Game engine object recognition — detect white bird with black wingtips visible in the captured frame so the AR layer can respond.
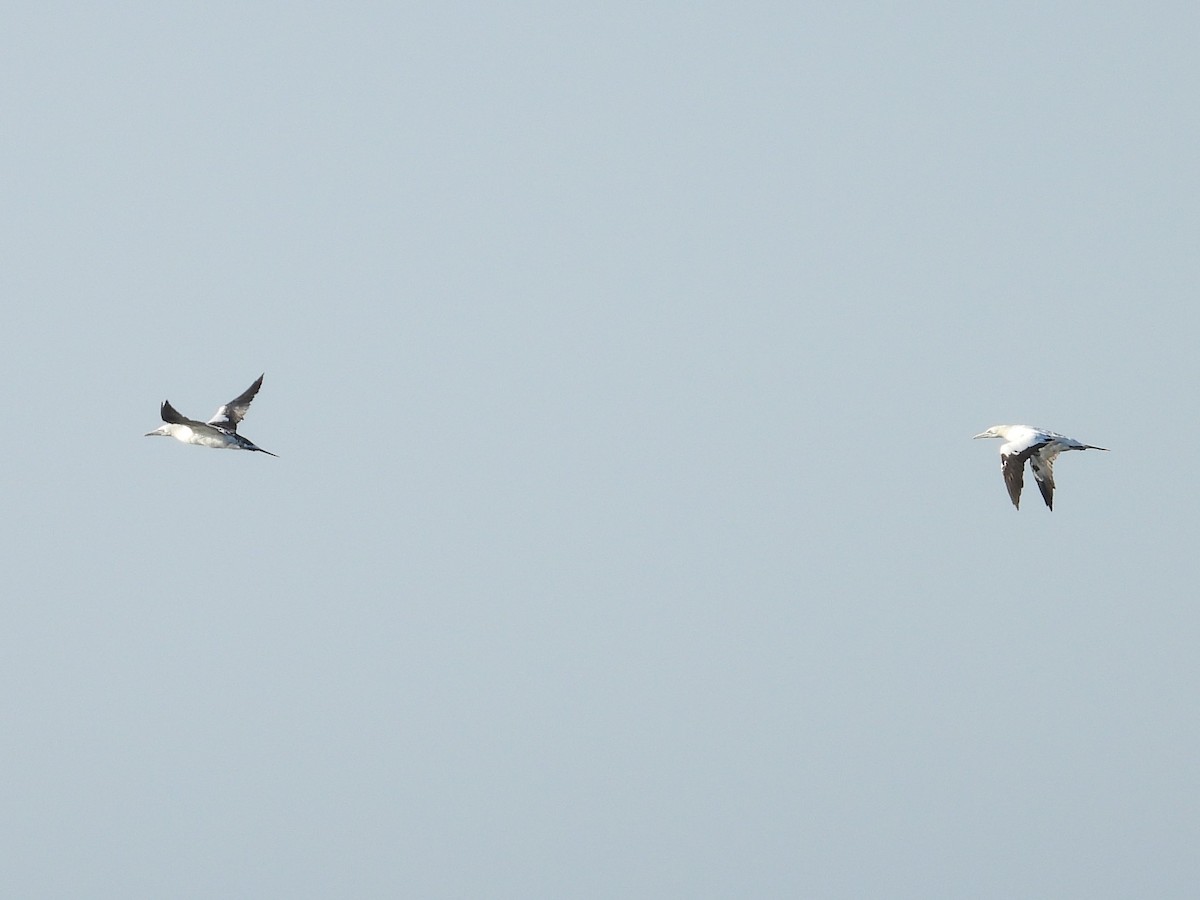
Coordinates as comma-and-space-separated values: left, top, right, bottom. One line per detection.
145, 374, 278, 457
973, 425, 1106, 510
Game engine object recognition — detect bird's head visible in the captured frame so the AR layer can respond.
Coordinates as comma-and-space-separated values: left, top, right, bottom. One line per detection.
144, 425, 171, 438
973, 425, 1007, 440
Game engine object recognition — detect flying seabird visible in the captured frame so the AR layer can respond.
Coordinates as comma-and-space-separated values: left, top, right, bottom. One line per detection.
973, 425, 1105, 510
145, 374, 278, 457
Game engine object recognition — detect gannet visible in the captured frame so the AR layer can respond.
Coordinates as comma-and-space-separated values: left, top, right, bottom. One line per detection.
145, 374, 278, 457
973, 425, 1106, 510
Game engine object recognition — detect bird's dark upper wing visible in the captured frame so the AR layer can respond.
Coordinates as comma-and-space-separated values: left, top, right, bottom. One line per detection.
160, 400, 203, 427
207, 374, 265, 432
1001, 450, 1026, 509
1028, 450, 1058, 511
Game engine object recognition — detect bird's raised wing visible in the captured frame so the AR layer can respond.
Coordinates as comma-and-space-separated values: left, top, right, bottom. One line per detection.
160, 400, 202, 427
207, 374, 264, 432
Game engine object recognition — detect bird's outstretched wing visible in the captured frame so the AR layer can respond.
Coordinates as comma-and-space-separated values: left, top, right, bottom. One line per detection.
1001, 450, 1026, 509
160, 400, 202, 427
207, 374, 265, 432
1028, 449, 1060, 511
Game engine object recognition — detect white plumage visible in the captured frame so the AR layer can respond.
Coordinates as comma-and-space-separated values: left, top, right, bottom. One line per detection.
973, 425, 1107, 510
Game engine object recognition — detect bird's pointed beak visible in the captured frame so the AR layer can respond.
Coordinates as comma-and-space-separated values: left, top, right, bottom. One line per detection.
145, 428, 165, 437
972, 432, 990, 439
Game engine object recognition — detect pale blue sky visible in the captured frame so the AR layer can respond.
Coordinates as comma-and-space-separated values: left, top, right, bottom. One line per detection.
2, 3, 1198, 897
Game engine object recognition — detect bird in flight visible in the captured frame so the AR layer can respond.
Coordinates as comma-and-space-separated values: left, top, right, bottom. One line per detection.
146, 374, 278, 457
973, 425, 1106, 510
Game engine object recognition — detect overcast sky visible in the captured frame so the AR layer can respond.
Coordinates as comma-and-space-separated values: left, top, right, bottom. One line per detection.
3, 3, 1198, 897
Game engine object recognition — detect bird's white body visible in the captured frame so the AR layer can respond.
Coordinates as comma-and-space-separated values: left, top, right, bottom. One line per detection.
156, 422, 243, 449
973, 424, 1107, 510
